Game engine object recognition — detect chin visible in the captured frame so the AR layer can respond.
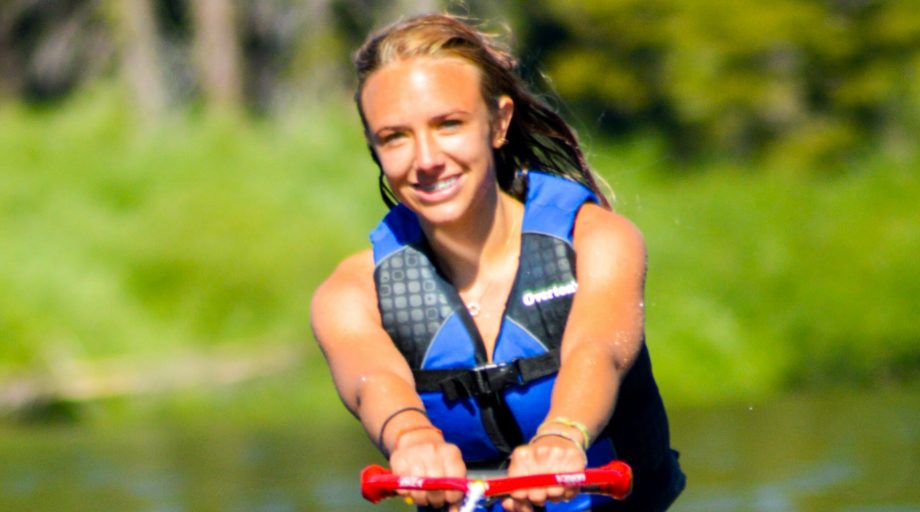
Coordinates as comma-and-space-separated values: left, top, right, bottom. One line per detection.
407, 201, 468, 227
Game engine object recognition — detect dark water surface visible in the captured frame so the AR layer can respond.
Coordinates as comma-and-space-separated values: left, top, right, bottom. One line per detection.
671, 383, 920, 511
1, 382, 917, 511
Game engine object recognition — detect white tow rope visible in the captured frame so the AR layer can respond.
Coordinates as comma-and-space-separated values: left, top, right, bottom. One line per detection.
459, 480, 488, 512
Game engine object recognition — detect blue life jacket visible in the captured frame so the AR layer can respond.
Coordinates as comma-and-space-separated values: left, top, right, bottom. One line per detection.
370, 172, 685, 511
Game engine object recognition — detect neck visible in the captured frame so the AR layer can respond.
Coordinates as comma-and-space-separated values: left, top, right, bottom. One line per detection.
421, 188, 522, 291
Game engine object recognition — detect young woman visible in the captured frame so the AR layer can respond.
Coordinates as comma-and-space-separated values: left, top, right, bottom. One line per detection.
311, 14, 685, 512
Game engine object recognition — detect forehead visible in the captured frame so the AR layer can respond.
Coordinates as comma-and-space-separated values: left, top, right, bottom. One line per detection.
360, 57, 485, 124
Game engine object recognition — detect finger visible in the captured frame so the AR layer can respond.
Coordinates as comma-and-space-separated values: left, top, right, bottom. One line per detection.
389, 454, 409, 477
526, 486, 548, 507
561, 487, 578, 502
507, 446, 534, 503
508, 444, 534, 471
515, 499, 534, 512
502, 495, 536, 512
444, 489, 464, 504
390, 457, 416, 503
503, 496, 532, 512
426, 492, 446, 509
409, 489, 428, 507
441, 444, 466, 505
544, 484, 567, 502
421, 459, 446, 508
408, 460, 430, 506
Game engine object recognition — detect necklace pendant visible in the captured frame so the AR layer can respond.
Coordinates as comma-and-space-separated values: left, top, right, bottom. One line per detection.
467, 302, 481, 317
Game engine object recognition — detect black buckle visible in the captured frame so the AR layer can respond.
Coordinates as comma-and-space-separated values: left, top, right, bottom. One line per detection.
439, 360, 524, 401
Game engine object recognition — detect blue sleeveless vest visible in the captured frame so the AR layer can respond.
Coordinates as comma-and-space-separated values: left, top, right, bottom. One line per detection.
370, 172, 685, 511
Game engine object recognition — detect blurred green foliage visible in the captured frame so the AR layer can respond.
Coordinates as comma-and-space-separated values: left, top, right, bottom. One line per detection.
2, 89, 917, 405
0, 87, 382, 371
530, 0, 920, 164
599, 137, 920, 403
4, 1, 920, 163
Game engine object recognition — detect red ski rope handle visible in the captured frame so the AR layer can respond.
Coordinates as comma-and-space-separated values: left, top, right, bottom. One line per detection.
360, 460, 633, 504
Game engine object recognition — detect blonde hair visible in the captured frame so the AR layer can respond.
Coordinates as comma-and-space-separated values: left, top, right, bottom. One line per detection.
354, 13, 611, 208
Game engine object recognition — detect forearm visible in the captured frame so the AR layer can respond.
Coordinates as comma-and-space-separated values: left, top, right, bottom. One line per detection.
541, 341, 627, 446
503, 342, 620, 509
354, 370, 437, 454
356, 370, 464, 509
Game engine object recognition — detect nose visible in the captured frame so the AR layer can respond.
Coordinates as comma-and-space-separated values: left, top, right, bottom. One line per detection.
414, 130, 444, 173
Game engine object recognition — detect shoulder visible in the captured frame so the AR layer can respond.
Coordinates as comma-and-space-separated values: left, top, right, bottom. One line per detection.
572, 203, 647, 281
311, 248, 376, 310
573, 203, 646, 258
310, 249, 379, 337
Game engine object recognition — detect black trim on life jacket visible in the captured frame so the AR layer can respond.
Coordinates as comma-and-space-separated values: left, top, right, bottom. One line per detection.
413, 350, 560, 401
412, 349, 562, 460
453, 283, 490, 365
474, 392, 523, 459
451, 294, 524, 458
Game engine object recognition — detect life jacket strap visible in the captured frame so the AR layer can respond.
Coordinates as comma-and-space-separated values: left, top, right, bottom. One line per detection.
413, 350, 561, 401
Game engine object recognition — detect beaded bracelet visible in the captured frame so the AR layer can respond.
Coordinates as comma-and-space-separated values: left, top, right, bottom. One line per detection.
539, 416, 591, 450
530, 431, 582, 449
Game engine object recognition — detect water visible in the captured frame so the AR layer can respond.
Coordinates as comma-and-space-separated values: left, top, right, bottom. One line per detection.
1, 382, 917, 511
673, 384, 920, 511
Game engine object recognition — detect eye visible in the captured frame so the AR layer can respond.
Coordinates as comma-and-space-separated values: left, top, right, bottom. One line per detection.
439, 118, 463, 130
377, 131, 406, 146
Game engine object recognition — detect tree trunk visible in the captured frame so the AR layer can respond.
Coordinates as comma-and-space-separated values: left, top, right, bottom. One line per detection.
114, 0, 167, 118
190, 0, 243, 114
0, 3, 22, 99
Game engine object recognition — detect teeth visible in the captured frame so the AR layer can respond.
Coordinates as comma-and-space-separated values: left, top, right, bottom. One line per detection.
418, 176, 458, 192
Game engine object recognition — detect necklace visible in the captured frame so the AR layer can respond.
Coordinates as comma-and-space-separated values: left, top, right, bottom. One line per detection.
463, 220, 518, 317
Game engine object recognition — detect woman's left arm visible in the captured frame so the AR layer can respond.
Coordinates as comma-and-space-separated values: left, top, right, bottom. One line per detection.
503, 203, 647, 512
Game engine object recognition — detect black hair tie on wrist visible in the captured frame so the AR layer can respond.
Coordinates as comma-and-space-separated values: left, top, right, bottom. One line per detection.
376, 406, 427, 452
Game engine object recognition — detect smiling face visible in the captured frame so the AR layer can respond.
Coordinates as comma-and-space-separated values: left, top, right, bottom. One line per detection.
360, 57, 512, 227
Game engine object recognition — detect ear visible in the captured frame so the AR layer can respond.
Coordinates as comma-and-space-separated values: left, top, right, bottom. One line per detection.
492, 95, 514, 149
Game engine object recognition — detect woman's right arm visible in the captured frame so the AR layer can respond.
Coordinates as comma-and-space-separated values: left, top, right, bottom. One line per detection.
310, 250, 466, 509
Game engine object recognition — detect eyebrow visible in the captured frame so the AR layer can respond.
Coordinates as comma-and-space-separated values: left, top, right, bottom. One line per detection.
431, 109, 470, 120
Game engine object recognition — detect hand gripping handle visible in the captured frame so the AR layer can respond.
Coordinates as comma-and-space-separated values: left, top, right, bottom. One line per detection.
360, 464, 470, 504
360, 460, 633, 504
483, 461, 632, 501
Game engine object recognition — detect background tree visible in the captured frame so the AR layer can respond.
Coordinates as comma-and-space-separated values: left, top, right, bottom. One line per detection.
190, 0, 243, 113
112, 0, 168, 118
533, 0, 920, 165
0, 0, 113, 102
1, 0, 919, 165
